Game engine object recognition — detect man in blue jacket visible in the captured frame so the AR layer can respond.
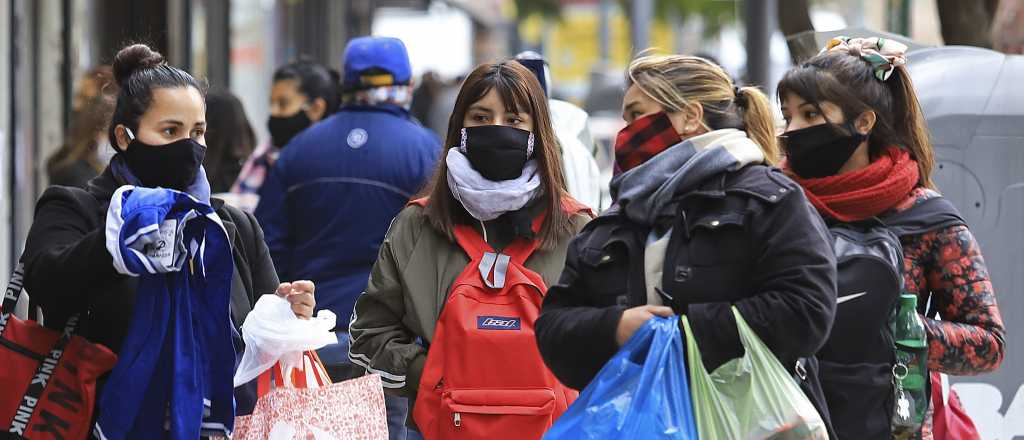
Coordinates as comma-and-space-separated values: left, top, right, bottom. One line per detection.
255, 36, 439, 439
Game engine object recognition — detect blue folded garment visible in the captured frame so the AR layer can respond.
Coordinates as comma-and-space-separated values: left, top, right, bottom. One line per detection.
96, 186, 236, 440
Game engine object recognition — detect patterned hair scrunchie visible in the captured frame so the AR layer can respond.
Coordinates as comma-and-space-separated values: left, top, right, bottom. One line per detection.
823, 36, 908, 81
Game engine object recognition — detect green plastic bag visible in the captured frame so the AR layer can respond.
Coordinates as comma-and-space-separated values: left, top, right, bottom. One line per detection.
682, 307, 829, 440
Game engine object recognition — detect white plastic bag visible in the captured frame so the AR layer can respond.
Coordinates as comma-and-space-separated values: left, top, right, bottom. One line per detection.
234, 294, 337, 387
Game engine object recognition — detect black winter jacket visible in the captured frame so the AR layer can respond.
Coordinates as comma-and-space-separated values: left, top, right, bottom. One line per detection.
536, 164, 837, 390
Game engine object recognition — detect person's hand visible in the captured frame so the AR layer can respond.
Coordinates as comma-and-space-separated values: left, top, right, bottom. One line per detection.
276, 280, 315, 319
615, 305, 674, 346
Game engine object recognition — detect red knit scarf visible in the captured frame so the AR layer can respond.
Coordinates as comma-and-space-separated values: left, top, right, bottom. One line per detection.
788, 147, 920, 222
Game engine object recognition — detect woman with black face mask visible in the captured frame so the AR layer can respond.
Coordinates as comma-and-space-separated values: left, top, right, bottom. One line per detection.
778, 37, 1004, 439
347, 61, 593, 437
230, 60, 340, 210
534, 54, 839, 437
19, 43, 318, 438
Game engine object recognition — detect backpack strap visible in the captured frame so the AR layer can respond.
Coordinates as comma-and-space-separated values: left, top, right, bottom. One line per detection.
453, 224, 510, 289
452, 197, 589, 289
880, 196, 966, 238
881, 196, 967, 318
452, 224, 496, 260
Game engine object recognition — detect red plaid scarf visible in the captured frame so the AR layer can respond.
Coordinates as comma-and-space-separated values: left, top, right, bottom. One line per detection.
614, 112, 682, 172
788, 147, 920, 222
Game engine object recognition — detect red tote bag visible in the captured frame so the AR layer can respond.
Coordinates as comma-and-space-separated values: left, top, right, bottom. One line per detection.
0, 262, 117, 440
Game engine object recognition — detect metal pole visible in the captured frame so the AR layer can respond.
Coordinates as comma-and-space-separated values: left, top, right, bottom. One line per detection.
745, 0, 775, 87
598, 0, 611, 66
631, 0, 653, 53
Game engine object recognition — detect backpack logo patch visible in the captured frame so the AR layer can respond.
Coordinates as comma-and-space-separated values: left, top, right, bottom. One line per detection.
477, 316, 521, 330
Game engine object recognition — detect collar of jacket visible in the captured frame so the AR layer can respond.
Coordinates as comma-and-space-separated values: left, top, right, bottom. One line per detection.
86, 166, 121, 201
675, 165, 797, 205
338, 103, 411, 119
602, 166, 797, 232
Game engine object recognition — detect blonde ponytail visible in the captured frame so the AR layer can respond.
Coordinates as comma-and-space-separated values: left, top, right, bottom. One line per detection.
736, 86, 780, 165
627, 54, 779, 164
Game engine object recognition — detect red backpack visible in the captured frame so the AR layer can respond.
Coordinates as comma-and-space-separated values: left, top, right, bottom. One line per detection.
411, 198, 587, 440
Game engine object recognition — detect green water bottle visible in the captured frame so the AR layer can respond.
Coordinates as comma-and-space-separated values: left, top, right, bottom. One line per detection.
893, 293, 929, 424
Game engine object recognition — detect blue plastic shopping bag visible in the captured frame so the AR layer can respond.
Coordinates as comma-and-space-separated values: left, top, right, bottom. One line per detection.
543, 316, 697, 439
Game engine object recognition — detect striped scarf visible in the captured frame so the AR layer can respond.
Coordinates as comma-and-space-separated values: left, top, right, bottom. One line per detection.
610, 129, 766, 226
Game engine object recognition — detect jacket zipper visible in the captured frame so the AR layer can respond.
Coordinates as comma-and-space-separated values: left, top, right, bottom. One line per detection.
453, 412, 462, 427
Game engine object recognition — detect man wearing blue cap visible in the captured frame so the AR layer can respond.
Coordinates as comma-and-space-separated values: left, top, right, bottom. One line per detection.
255, 36, 439, 439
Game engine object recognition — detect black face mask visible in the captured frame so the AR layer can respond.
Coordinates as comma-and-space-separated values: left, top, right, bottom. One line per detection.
783, 123, 867, 178
123, 130, 206, 191
267, 110, 312, 148
461, 125, 535, 181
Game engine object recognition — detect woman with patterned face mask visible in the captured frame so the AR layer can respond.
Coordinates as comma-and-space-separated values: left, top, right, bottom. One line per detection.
535, 54, 839, 437
347, 60, 593, 438
778, 37, 1004, 439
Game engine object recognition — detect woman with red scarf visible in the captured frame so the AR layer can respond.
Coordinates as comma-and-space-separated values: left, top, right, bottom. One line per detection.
778, 37, 1005, 439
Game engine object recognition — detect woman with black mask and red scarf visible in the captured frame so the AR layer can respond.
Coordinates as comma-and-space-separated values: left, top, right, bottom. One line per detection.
535, 54, 838, 436
778, 37, 1004, 439
230, 60, 340, 210
20, 43, 316, 438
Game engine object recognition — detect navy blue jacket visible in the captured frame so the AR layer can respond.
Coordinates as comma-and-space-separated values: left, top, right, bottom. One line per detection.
255, 104, 440, 326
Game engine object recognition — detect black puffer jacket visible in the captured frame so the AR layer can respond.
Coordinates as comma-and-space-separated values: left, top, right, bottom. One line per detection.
536, 165, 838, 430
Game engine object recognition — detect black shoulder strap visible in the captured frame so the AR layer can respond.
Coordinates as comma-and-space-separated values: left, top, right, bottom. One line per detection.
1, 262, 27, 333
880, 196, 966, 238
881, 196, 967, 318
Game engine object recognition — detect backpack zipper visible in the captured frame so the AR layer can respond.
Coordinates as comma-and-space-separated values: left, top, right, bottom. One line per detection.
453, 412, 462, 427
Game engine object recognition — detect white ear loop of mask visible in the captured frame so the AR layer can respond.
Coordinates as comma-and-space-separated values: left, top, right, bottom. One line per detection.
458, 127, 536, 160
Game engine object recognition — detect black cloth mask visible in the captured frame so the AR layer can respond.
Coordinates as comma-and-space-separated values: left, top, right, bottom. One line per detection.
783, 123, 868, 178
267, 110, 312, 148
461, 125, 535, 181
123, 131, 206, 191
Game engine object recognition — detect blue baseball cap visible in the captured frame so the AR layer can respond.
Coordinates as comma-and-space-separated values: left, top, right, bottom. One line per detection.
342, 36, 412, 90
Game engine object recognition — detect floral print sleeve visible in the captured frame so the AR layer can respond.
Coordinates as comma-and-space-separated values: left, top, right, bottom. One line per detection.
901, 223, 1006, 375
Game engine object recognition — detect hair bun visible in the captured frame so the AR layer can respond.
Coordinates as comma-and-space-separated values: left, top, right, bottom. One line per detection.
112, 44, 166, 86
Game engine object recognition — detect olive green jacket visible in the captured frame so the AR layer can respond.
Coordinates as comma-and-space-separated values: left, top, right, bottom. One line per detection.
347, 203, 590, 399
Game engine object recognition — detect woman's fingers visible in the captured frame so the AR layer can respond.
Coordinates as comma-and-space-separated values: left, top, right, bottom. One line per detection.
275, 282, 292, 297
287, 292, 315, 307
291, 302, 314, 319
290, 280, 315, 295
647, 306, 675, 317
